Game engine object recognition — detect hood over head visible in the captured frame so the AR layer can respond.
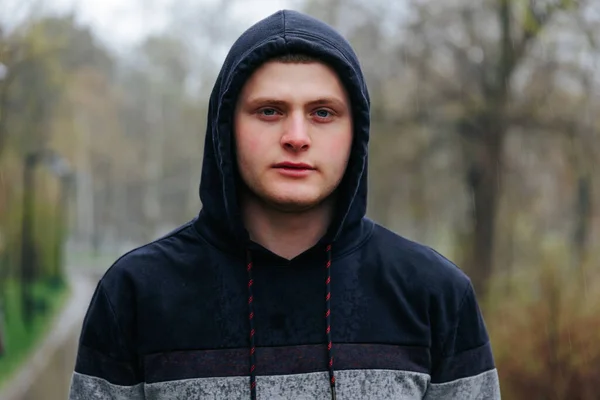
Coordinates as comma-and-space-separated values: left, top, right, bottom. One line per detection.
197, 9, 371, 248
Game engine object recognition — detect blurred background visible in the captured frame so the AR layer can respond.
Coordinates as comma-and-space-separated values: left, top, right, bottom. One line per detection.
0, 0, 598, 398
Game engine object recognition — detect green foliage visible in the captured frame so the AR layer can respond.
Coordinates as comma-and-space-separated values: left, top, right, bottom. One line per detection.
34, 196, 66, 282
0, 15, 83, 300
0, 178, 65, 283
38, 15, 114, 76
0, 278, 69, 390
3, 23, 67, 153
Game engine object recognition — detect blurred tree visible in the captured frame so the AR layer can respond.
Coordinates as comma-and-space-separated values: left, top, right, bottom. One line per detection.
0, 13, 116, 289
399, 0, 594, 296
305, 0, 596, 297
0, 17, 67, 304
115, 33, 202, 242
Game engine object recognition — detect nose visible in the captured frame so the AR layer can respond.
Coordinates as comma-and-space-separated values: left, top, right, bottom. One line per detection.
281, 112, 311, 152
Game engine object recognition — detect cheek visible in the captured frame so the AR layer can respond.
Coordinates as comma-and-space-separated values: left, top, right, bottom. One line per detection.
236, 127, 268, 166
238, 136, 264, 164
246, 135, 264, 154
331, 136, 353, 178
327, 132, 353, 165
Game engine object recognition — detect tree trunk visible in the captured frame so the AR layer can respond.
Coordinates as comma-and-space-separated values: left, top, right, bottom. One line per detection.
572, 174, 591, 273
462, 116, 505, 298
20, 153, 38, 326
143, 87, 164, 243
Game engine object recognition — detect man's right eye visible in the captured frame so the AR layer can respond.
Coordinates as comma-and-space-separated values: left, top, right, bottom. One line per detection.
259, 108, 278, 116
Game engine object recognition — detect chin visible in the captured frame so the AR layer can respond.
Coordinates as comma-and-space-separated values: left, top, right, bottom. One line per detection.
264, 194, 324, 213
258, 185, 328, 212
242, 180, 336, 213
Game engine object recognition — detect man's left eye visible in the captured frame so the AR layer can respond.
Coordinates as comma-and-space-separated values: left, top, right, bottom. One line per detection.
315, 110, 331, 118
261, 108, 277, 116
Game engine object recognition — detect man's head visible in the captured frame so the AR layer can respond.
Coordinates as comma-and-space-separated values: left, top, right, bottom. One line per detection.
234, 54, 353, 213
198, 10, 370, 241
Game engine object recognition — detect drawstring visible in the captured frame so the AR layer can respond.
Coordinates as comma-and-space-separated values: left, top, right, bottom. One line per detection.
246, 250, 257, 400
325, 244, 337, 400
245, 244, 337, 400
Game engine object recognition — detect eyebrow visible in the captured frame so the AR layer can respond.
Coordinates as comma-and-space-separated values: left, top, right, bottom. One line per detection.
245, 97, 348, 109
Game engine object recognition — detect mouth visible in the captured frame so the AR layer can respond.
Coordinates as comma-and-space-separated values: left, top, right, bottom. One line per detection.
272, 162, 315, 177
273, 162, 315, 170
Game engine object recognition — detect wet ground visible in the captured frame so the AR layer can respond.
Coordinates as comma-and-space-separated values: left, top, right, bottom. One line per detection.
16, 329, 79, 400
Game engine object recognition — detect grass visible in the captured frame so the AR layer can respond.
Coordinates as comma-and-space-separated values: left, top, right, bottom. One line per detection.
0, 277, 70, 390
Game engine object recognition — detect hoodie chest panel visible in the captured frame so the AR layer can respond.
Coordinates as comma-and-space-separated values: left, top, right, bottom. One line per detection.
136, 258, 330, 352
136, 247, 432, 349
252, 264, 328, 346
139, 254, 432, 395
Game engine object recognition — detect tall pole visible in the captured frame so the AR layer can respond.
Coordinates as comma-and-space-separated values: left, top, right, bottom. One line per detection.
53, 180, 65, 285
20, 152, 38, 327
53, 174, 73, 285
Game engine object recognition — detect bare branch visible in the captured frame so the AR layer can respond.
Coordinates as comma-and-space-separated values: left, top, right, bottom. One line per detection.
515, 0, 576, 63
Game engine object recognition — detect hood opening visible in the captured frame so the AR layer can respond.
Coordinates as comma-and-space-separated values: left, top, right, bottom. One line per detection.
198, 9, 370, 246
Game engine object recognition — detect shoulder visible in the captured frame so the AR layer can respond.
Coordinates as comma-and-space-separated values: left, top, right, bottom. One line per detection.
97, 220, 205, 299
367, 222, 472, 301
366, 223, 489, 351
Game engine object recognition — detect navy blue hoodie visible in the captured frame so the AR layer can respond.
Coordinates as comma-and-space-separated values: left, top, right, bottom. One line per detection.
69, 9, 501, 400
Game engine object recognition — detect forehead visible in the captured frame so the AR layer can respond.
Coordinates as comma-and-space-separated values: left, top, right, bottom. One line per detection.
238, 61, 349, 102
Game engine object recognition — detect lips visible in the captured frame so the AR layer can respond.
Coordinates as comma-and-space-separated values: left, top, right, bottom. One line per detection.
273, 162, 315, 170
272, 162, 315, 178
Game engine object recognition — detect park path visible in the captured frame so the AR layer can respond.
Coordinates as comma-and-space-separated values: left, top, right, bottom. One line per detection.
0, 272, 97, 400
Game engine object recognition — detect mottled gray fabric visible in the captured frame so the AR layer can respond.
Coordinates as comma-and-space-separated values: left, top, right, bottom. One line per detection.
424, 369, 501, 400
145, 376, 250, 399
336, 369, 429, 400
72, 369, 432, 399
69, 372, 144, 400
146, 369, 429, 399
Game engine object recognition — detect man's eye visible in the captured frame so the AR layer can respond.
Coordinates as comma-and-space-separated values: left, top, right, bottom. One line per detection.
259, 108, 278, 116
315, 109, 332, 118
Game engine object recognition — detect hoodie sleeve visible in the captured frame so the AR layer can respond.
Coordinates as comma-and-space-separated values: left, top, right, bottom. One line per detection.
424, 282, 501, 400
69, 280, 145, 400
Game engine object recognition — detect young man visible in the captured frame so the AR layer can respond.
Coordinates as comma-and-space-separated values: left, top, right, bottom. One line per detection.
70, 10, 501, 400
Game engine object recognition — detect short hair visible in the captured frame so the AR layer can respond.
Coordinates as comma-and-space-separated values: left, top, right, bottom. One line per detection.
270, 53, 321, 64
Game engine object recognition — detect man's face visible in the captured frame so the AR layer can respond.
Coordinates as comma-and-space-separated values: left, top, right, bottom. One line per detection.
234, 60, 353, 212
